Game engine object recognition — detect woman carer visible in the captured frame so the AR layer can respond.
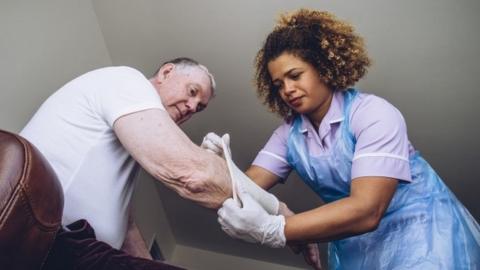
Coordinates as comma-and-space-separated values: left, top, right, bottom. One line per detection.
214, 9, 480, 270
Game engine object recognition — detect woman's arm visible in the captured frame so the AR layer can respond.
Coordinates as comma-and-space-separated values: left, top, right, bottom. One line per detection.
285, 176, 397, 243
218, 175, 397, 248
245, 165, 281, 190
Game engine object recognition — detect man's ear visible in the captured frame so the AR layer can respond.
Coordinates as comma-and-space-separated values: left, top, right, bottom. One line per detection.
156, 63, 175, 83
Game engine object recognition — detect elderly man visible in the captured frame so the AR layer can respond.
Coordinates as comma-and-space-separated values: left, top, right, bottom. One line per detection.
21, 57, 231, 269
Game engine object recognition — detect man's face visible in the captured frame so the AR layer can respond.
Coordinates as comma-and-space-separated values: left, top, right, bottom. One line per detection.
155, 64, 212, 124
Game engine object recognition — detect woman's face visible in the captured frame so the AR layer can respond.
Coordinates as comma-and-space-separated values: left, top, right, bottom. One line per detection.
268, 53, 333, 123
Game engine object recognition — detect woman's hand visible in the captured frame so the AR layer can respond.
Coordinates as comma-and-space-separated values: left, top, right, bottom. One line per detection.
217, 186, 286, 248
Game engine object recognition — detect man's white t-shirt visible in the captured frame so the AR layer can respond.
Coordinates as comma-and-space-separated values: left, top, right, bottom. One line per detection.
21, 66, 165, 248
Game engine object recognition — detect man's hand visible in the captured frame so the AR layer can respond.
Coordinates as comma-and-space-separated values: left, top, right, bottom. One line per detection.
301, 243, 322, 270
121, 215, 152, 260
217, 185, 286, 248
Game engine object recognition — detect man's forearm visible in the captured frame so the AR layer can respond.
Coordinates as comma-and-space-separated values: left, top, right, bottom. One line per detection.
160, 149, 232, 209
114, 109, 232, 209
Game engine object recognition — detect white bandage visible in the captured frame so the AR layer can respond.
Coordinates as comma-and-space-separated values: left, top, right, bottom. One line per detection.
220, 134, 279, 215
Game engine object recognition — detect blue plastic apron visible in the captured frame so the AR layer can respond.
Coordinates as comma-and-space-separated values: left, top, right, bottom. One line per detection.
286, 89, 480, 269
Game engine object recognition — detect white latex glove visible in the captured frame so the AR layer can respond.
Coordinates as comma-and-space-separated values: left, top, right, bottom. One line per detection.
217, 184, 286, 248
201, 132, 229, 157
201, 132, 280, 214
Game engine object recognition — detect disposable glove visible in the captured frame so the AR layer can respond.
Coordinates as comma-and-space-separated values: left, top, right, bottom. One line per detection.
201, 132, 229, 157
202, 132, 279, 214
217, 184, 286, 248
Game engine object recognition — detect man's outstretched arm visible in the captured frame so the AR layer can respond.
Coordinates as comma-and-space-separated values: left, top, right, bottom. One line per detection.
113, 108, 231, 209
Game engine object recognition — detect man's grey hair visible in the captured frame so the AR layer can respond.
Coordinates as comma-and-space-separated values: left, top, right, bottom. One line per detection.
153, 57, 216, 97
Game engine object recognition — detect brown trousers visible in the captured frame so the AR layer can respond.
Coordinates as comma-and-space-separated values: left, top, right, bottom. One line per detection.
42, 220, 185, 270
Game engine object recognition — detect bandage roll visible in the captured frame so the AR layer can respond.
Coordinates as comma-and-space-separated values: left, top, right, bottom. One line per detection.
222, 137, 279, 215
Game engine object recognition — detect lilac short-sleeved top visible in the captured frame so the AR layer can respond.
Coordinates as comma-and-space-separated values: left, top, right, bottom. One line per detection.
252, 90, 414, 183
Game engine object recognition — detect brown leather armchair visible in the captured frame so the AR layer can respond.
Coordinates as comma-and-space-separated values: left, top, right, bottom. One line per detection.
0, 130, 64, 270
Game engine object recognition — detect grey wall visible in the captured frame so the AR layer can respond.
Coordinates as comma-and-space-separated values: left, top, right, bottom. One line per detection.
0, 0, 111, 132
171, 245, 305, 270
131, 171, 176, 260
354, 1, 480, 220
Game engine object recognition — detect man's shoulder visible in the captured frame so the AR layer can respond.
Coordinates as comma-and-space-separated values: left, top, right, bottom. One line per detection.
73, 66, 149, 90
89, 66, 145, 78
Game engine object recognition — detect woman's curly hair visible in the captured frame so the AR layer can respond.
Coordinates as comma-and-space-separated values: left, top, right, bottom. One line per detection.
254, 9, 371, 118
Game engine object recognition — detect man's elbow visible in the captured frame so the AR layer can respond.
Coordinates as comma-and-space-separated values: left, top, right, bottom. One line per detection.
150, 158, 201, 185
148, 152, 231, 209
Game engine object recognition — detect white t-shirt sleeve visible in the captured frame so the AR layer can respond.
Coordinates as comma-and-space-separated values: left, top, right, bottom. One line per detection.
96, 66, 165, 127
